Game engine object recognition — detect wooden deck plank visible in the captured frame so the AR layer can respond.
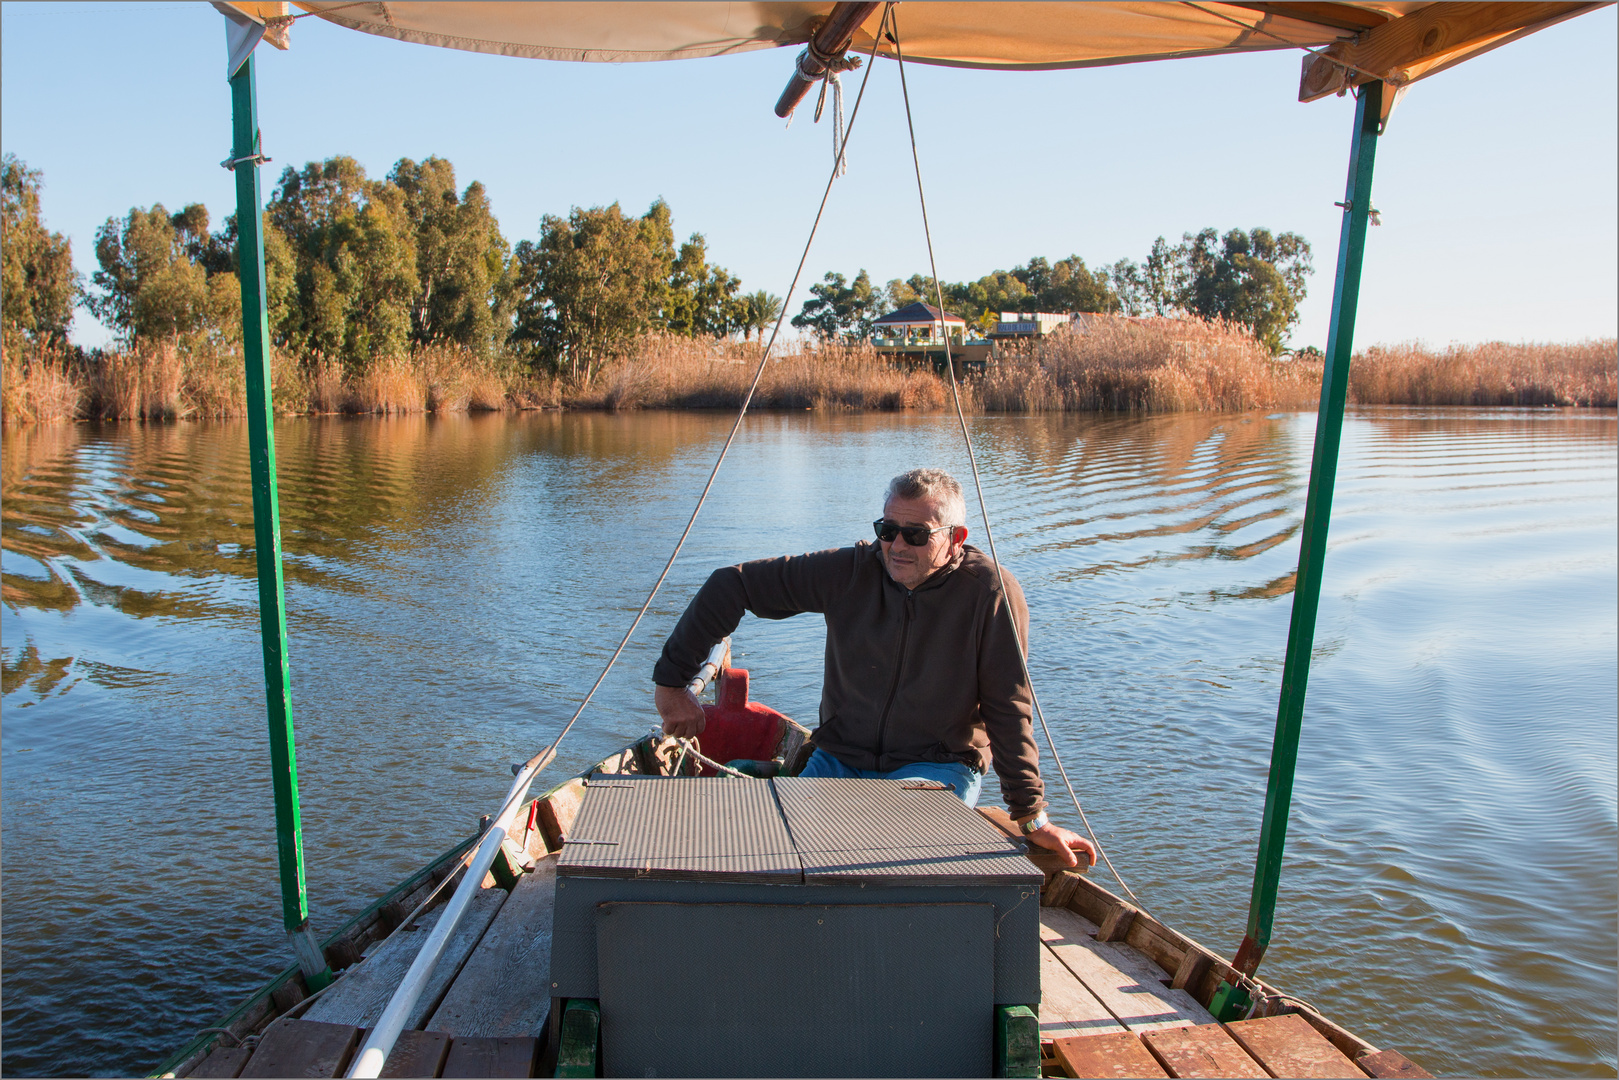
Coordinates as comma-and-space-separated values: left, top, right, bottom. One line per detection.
1039, 946, 1127, 1039
188, 1046, 252, 1078
1052, 1032, 1169, 1078
378, 1029, 452, 1078
239, 1020, 360, 1078
1224, 1014, 1364, 1078
428, 857, 558, 1038
1048, 912, 1213, 1026
1039, 908, 1211, 1033
1140, 1025, 1268, 1078
303, 887, 507, 1031
440, 1036, 538, 1078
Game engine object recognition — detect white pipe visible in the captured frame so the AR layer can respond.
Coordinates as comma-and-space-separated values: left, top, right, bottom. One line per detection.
348, 637, 727, 1076
686, 637, 731, 697
346, 759, 542, 1078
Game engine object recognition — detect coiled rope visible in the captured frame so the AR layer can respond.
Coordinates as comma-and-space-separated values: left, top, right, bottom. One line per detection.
886, 8, 1148, 913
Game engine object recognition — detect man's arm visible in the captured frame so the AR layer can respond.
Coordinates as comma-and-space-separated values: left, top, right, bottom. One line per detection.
653, 547, 857, 735
975, 570, 1046, 818
976, 571, 1095, 869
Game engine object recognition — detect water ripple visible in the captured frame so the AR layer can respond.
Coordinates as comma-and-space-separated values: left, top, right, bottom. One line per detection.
2, 409, 1614, 1077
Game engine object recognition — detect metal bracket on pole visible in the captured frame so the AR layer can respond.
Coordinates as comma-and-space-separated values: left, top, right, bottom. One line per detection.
1227, 79, 1385, 990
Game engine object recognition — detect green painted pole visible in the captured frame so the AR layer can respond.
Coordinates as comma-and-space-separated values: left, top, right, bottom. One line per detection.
229, 50, 331, 990
1227, 80, 1384, 994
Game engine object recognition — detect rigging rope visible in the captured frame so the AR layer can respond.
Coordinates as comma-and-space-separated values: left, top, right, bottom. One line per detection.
886, 8, 1148, 913
504, 2, 893, 787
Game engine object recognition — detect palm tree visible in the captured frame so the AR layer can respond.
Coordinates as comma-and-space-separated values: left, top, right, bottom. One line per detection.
742, 290, 783, 341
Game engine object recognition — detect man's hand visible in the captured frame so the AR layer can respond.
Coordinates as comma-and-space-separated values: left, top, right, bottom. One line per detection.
1026, 822, 1096, 869
655, 684, 706, 738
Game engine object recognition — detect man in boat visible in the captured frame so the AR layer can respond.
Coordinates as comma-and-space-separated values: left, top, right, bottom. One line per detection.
654, 467, 1096, 868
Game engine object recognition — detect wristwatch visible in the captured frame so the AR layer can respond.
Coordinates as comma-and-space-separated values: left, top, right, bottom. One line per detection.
1017, 810, 1049, 835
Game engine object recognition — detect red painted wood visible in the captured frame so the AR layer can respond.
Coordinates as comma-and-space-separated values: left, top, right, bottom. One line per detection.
694, 668, 788, 774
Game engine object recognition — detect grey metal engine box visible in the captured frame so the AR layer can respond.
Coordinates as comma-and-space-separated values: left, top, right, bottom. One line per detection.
548, 777, 1043, 1077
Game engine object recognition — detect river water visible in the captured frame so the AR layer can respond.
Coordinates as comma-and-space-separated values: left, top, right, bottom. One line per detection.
2, 408, 1614, 1078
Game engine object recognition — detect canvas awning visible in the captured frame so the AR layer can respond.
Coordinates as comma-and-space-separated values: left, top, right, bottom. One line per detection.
220, 2, 1607, 109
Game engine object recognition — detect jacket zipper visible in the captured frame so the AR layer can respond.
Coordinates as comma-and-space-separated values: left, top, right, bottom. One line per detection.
874, 590, 914, 762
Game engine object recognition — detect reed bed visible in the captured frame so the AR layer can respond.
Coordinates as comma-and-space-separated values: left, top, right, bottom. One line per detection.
0, 339, 520, 422
1348, 339, 1617, 408
563, 335, 946, 411
1, 342, 81, 423
5, 327, 1614, 424
974, 317, 1322, 412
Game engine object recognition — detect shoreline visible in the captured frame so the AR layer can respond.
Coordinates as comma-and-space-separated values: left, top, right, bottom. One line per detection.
4, 328, 1614, 424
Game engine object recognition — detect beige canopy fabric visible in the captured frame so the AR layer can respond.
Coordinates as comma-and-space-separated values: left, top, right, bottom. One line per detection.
223, 1, 1609, 104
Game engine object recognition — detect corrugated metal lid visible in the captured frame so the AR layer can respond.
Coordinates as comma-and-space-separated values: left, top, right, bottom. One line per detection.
558, 777, 801, 884
559, 776, 1044, 887
773, 777, 1044, 886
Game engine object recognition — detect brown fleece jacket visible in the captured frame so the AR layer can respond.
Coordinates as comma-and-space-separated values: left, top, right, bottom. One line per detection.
653, 541, 1046, 817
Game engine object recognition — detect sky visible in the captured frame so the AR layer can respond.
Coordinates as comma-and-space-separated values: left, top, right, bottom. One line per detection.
2, 1, 1615, 352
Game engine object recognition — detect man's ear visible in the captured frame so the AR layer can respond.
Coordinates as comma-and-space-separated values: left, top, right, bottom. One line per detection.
952, 525, 969, 545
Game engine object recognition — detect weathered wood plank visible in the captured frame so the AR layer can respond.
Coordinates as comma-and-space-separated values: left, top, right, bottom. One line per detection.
1356, 1048, 1434, 1078
1169, 948, 1214, 993
378, 1029, 451, 1078
1039, 908, 1210, 1033
1038, 946, 1127, 1039
1042, 870, 1083, 910
1096, 902, 1139, 943
302, 886, 506, 1031
1224, 1014, 1364, 1078
1052, 1032, 1168, 1079
189, 1046, 252, 1078
239, 1020, 360, 1078
1140, 1024, 1268, 1078
428, 857, 557, 1038
537, 781, 586, 849
441, 1036, 538, 1078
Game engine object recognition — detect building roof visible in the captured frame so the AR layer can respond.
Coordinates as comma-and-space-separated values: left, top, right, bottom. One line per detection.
872, 302, 967, 327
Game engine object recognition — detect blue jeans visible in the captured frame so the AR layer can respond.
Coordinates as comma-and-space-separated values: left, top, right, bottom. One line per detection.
797, 748, 983, 807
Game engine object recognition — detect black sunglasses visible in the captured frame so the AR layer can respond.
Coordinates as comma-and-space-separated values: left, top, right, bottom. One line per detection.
873, 519, 954, 546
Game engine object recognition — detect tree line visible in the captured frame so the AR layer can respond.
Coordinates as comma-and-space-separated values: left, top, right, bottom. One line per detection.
792, 229, 1312, 355
3, 153, 779, 382
4, 150, 1314, 376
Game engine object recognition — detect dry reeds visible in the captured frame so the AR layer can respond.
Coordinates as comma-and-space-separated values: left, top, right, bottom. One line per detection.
973, 317, 1322, 413
1, 339, 81, 422
7, 325, 1613, 425
1349, 339, 1617, 407
1, 338, 525, 423
559, 334, 946, 412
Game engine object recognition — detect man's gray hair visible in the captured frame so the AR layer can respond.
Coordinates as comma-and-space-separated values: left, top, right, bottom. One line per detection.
885, 468, 967, 528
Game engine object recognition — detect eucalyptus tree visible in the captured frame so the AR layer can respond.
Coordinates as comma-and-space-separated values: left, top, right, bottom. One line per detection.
1176, 227, 1312, 354
1, 155, 78, 345
792, 269, 879, 341
510, 201, 673, 381
663, 232, 744, 338
264, 156, 418, 370
389, 156, 513, 357
86, 202, 238, 344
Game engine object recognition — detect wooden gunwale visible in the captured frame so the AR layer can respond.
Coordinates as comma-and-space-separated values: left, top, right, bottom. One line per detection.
153, 830, 482, 1078
154, 725, 758, 1077
158, 717, 1387, 1078
1045, 868, 1381, 1062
